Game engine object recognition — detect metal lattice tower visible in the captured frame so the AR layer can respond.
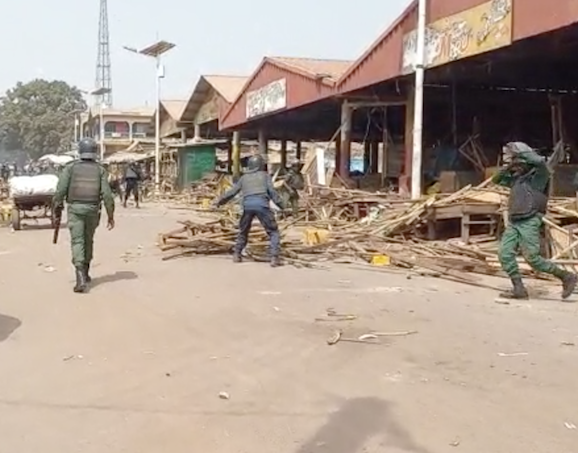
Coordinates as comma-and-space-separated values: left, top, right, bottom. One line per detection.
95, 0, 112, 106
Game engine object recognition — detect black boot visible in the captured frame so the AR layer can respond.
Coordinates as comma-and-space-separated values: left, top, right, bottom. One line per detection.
499, 277, 528, 299
232, 253, 242, 263
270, 256, 281, 268
84, 264, 91, 283
73, 268, 87, 293
560, 272, 577, 299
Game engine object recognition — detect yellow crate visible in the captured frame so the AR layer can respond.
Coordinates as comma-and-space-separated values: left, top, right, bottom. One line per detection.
303, 228, 329, 245
371, 254, 391, 266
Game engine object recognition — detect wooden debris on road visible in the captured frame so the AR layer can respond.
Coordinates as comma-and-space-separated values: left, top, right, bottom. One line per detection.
157, 177, 578, 287
326, 330, 380, 346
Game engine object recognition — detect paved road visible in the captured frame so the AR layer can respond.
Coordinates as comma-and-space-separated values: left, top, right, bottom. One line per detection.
1, 204, 578, 452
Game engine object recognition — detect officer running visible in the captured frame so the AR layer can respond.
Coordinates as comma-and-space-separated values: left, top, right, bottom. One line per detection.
494, 141, 577, 299
53, 138, 116, 293
214, 154, 284, 267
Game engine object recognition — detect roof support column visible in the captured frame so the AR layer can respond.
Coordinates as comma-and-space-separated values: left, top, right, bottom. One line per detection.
363, 140, 371, 174
232, 131, 241, 178
381, 108, 389, 188
227, 136, 233, 174
339, 100, 352, 178
194, 124, 201, 140
258, 129, 268, 171
400, 87, 414, 196
280, 139, 287, 169
370, 139, 379, 174
334, 136, 341, 174
296, 141, 302, 161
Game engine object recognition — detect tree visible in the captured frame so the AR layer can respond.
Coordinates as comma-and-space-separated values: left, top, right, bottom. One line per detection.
0, 79, 87, 159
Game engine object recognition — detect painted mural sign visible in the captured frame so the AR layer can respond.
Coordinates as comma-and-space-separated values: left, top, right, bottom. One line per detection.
402, 0, 512, 73
246, 78, 287, 118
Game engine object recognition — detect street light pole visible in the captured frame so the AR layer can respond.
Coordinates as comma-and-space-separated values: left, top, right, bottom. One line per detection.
411, 0, 427, 199
123, 40, 176, 195
155, 56, 162, 191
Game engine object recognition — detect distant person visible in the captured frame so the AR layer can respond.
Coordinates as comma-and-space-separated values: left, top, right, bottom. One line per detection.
284, 162, 304, 216
123, 159, 143, 208
0, 165, 9, 181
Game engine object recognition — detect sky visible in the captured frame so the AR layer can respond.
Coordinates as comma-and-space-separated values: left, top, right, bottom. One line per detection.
1, 0, 411, 108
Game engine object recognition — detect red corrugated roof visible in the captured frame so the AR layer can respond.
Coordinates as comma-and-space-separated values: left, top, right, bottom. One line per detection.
337, 1, 417, 92
221, 56, 353, 127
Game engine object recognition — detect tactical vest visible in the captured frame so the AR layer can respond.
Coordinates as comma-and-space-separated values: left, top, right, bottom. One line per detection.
240, 171, 268, 197
125, 165, 138, 179
67, 161, 101, 203
508, 174, 548, 221
288, 173, 305, 190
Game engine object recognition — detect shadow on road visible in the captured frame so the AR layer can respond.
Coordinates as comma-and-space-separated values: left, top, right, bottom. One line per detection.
90, 271, 138, 289
295, 397, 429, 453
0, 314, 21, 342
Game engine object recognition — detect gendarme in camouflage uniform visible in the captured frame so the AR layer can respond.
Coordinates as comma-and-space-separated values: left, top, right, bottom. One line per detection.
494, 142, 577, 300
53, 138, 115, 293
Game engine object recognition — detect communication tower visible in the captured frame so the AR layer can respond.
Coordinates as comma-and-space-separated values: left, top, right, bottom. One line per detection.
95, 0, 112, 106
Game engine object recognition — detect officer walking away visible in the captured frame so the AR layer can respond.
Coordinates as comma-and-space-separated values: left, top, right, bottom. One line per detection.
53, 138, 115, 293
214, 154, 285, 267
123, 158, 142, 208
284, 162, 305, 216
494, 141, 577, 300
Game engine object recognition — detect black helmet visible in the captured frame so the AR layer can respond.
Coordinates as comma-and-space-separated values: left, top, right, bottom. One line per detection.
78, 138, 98, 160
247, 154, 265, 171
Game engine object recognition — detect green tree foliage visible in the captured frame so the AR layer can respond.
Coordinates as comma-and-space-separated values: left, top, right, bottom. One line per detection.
0, 79, 86, 158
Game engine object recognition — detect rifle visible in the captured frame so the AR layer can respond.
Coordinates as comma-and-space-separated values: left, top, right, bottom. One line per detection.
52, 205, 63, 244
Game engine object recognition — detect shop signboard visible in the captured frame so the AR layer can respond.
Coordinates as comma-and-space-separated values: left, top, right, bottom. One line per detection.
246, 78, 287, 118
402, 0, 512, 73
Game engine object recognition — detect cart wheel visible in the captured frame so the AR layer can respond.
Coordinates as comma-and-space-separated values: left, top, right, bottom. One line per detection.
11, 208, 21, 230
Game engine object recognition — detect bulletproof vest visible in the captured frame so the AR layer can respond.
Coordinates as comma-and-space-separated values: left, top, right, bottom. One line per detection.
125, 165, 138, 179
67, 161, 101, 203
288, 172, 305, 190
240, 171, 268, 197
508, 174, 548, 221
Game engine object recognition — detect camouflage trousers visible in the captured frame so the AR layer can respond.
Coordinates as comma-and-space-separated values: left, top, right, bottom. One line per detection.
68, 208, 100, 268
498, 215, 565, 279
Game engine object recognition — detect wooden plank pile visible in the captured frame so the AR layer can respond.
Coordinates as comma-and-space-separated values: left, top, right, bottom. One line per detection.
157, 178, 578, 287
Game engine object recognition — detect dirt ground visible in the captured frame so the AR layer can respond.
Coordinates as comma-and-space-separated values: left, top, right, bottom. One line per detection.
1, 203, 578, 452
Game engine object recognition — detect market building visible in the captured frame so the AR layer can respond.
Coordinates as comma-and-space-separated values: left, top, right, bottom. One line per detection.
335, 0, 578, 194
219, 57, 353, 172
180, 74, 248, 139
157, 100, 189, 140
154, 75, 248, 185
80, 106, 154, 155
217, 0, 578, 196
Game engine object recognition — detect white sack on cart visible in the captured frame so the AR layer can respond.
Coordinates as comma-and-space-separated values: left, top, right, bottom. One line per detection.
9, 175, 59, 196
